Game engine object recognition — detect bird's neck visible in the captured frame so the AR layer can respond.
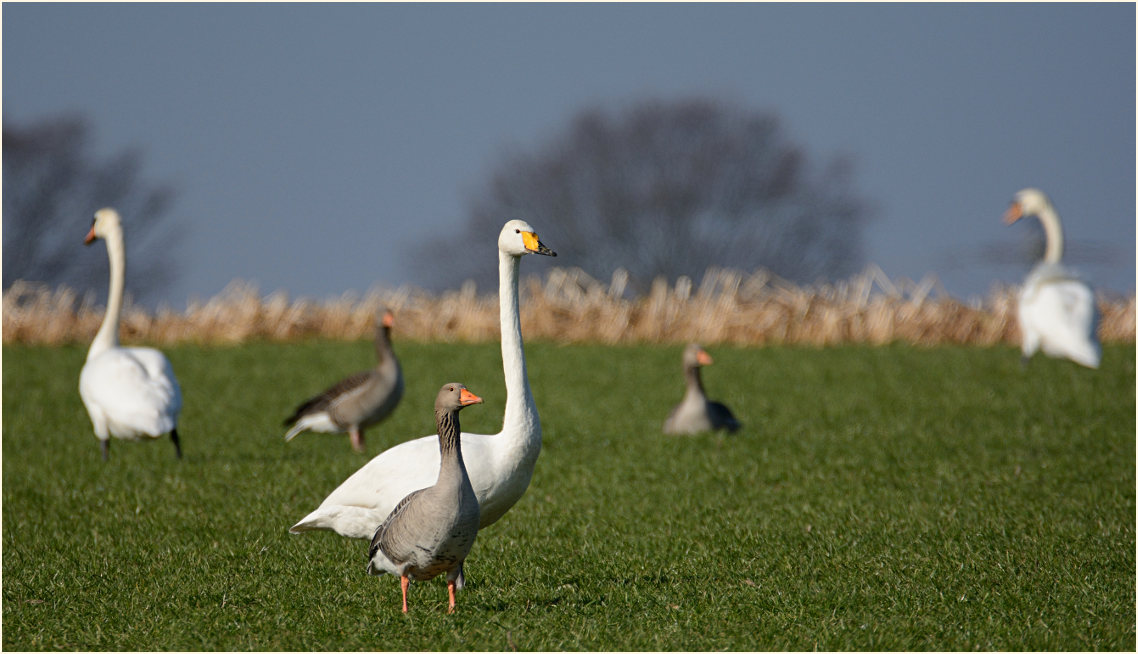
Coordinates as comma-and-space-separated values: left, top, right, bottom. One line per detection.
436, 409, 466, 477
1036, 204, 1065, 264
374, 325, 395, 366
684, 364, 706, 397
499, 250, 539, 439
89, 230, 125, 360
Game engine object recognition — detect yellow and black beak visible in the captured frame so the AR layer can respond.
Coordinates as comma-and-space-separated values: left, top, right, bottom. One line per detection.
1003, 202, 1023, 225
522, 231, 557, 257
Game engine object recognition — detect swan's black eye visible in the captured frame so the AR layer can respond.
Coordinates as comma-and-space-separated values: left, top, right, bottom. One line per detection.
515, 229, 520, 233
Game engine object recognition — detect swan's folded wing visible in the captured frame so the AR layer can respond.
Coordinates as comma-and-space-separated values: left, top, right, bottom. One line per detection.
125, 346, 182, 411
1026, 280, 1096, 336
1022, 278, 1101, 367
290, 434, 444, 536
81, 351, 180, 435
290, 430, 507, 537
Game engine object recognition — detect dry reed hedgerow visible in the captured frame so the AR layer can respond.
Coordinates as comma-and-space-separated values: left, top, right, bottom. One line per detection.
3, 267, 1134, 347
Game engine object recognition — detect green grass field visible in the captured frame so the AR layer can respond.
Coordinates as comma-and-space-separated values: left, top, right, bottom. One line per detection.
3, 341, 1134, 650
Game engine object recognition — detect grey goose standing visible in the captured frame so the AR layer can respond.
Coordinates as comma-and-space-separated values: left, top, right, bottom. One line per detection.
283, 309, 404, 452
367, 383, 483, 614
663, 343, 741, 435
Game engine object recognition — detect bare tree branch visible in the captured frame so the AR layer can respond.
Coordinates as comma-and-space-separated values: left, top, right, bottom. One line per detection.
415, 97, 873, 292
3, 114, 179, 304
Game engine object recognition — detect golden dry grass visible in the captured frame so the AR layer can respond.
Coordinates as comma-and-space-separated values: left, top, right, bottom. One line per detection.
3, 266, 1134, 346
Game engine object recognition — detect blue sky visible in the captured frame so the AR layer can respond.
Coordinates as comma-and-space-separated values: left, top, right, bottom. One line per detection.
4, 3, 1134, 306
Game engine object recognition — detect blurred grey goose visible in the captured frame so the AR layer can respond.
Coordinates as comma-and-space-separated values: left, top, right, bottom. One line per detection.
663, 343, 741, 435
367, 383, 484, 613
1004, 188, 1100, 368
283, 309, 404, 452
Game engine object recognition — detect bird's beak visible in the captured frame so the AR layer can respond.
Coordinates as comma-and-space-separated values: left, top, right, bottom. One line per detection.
696, 349, 714, 366
382, 311, 394, 328
522, 231, 557, 257
1003, 202, 1023, 225
84, 224, 97, 245
459, 388, 483, 406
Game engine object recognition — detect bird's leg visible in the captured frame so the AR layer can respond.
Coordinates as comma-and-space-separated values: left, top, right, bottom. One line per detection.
447, 578, 457, 613
100, 439, 110, 461
350, 426, 365, 453
1020, 355, 1031, 370
170, 428, 182, 460
401, 574, 410, 613
454, 563, 465, 590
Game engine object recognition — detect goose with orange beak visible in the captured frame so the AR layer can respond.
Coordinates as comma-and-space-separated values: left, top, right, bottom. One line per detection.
292, 220, 555, 594
367, 383, 483, 613
283, 309, 404, 452
664, 343, 741, 434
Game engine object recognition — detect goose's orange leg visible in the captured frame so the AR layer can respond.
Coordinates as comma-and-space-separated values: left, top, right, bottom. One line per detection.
401, 574, 410, 613
350, 426, 365, 453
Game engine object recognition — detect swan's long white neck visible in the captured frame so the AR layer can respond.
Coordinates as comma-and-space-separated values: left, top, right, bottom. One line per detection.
1035, 204, 1065, 264
88, 228, 125, 360
499, 249, 539, 442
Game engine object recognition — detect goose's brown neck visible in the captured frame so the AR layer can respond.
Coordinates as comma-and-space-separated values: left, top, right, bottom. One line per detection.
374, 324, 394, 363
684, 363, 706, 395
435, 408, 463, 459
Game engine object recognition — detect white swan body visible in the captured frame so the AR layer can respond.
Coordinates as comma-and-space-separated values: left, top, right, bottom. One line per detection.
79, 208, 183, 460
1005, 188, 1101, 368
290, 221, 556, 542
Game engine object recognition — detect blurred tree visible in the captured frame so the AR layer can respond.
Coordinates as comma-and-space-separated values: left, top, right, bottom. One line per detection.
3, 114, 178, 303
421, 97, 873, 292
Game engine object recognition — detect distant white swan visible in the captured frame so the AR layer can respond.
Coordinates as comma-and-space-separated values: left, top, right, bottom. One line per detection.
78, 208, 183, 460
1004, 188, 1100, 368
290, 220, 556, 588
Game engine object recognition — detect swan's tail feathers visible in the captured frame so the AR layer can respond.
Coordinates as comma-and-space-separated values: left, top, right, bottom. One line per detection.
289, 507, 332, 534
288, 505, 382, 539
1067, 343, 1102, 369
288, 519, 313, 534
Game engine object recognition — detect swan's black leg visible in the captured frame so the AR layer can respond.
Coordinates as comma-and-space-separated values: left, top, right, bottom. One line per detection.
170, 429, 182, 460
101, 439, 110, 461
